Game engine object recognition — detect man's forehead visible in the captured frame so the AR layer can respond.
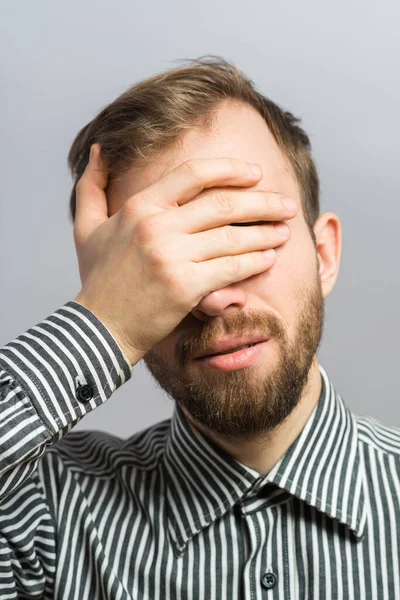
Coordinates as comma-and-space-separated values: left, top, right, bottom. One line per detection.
109, 100, 300, 204
157, 104, 293, 181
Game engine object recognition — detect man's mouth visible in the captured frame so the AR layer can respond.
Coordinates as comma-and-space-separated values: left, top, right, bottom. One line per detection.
201, 342, 259, 358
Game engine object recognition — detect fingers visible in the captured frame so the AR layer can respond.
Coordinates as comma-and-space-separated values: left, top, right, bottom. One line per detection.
191, 220, 291, 262
134, 157, 263, 210
170, 188, 297, 234
74, 144, 109, 246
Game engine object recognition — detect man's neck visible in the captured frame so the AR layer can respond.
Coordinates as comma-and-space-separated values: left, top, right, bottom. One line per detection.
182, 358, 322, 476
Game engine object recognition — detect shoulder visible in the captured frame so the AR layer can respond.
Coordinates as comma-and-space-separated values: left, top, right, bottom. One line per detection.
44, 417, 172, 476
355, 412, 400, 457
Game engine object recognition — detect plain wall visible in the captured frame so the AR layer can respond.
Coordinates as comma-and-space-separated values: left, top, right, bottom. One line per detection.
1, 0, 399, 437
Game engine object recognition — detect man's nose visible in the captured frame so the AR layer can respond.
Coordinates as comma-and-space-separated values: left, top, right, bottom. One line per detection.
191, 285, 248, 321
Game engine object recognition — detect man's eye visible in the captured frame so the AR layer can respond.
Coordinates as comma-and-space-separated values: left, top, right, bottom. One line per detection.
230, 221, 270, 227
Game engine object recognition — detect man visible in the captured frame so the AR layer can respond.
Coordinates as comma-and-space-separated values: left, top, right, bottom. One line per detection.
0, 56, 399, 599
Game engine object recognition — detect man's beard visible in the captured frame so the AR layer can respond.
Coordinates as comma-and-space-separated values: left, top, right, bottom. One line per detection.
143, 262, 325, 441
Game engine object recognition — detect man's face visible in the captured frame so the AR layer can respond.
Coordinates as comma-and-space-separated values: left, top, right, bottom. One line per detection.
108, 99, 330, 441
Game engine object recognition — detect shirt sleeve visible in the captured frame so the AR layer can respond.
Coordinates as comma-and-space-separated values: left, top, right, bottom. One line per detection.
0, 300, 133, 597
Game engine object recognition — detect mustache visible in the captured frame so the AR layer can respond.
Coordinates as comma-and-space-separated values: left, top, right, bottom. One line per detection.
177, 313, 285, 363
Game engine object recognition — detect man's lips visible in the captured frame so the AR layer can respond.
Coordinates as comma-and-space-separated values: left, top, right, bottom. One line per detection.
193, 335, 270, 359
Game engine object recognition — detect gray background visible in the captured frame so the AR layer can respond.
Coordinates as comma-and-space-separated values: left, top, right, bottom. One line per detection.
1, 0, 399, 437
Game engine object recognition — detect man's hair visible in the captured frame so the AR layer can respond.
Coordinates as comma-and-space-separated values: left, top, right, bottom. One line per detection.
68, 55, 320, 241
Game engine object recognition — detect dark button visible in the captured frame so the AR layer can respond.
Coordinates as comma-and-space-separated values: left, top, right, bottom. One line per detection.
76, 384, 93, 403
261, 572, 278, 589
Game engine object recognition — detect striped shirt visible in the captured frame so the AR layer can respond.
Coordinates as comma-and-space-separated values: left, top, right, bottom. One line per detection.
0, 300, 399, 599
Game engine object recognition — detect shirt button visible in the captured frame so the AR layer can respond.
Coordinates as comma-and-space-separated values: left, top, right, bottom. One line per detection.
76, 384, 93, 403
261, 572, 278, 589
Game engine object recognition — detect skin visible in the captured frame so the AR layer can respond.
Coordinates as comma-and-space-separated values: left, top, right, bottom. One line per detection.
107, 98, 342, 475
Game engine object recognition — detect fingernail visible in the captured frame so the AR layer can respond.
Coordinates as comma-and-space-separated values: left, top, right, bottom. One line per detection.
282, 198, 297, 212
275, 223, 290, 236
249, 163, 262, 177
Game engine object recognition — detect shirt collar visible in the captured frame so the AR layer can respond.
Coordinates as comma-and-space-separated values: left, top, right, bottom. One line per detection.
162, 364, 367, 556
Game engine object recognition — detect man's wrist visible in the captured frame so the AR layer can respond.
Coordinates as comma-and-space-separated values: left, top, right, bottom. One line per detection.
73, 293, 145, 368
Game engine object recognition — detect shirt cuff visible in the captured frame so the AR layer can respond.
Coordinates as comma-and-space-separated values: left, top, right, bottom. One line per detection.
0, 300, 133, 436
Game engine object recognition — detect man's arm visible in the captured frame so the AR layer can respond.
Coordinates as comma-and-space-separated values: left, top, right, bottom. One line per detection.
0, 300, 132, 597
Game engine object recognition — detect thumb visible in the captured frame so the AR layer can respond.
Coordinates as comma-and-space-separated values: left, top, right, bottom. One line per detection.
74, 143, 109, 247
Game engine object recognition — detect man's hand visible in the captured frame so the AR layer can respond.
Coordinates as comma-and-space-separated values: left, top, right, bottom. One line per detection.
73, 144, 297, 366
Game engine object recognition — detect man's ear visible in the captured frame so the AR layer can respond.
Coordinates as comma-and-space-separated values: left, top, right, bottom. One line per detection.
313, 212, 342, 298
105, 178, 119, 218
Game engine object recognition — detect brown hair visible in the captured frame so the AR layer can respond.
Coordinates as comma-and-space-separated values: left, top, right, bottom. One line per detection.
68, 55, 320, 241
